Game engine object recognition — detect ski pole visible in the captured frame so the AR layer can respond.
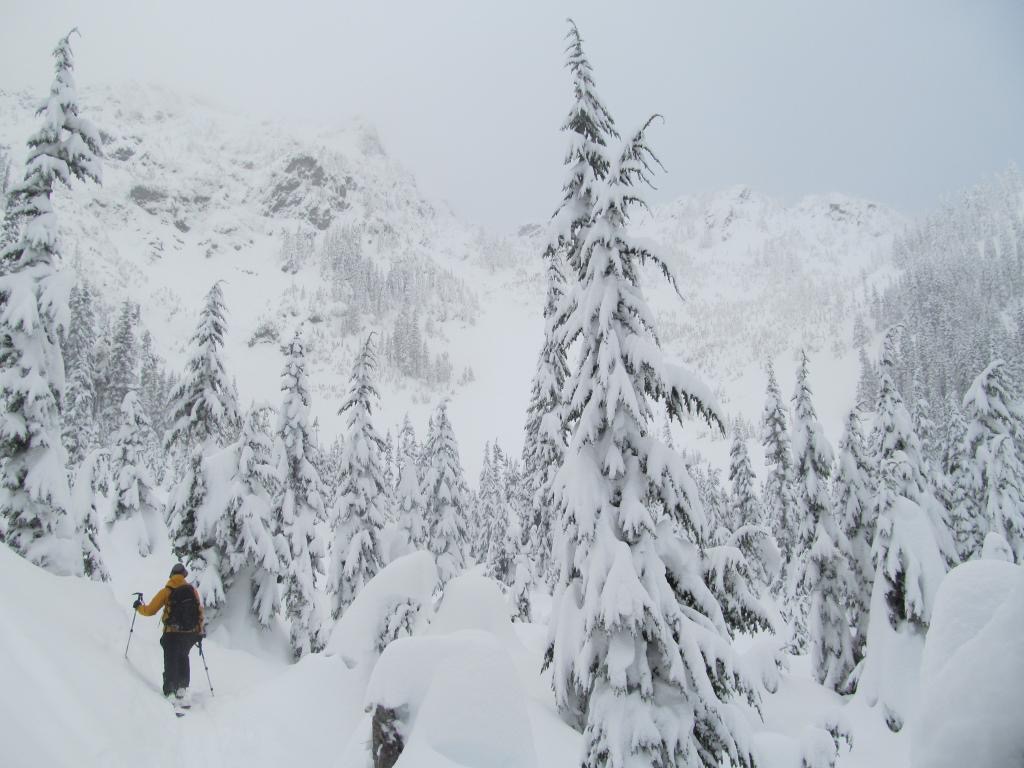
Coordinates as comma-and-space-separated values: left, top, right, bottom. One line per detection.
197, 639, 214, 696
124, 593, 143, 658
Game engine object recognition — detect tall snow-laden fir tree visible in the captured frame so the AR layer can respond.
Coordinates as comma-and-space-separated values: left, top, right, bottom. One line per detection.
329, 334, 388, 619
164, 281, 240, 452
104, 300, 138, 429
855, 346, 879, 409
940, 398, 976, 560
861, 327, 957, 731
273, 330, 328, 658
382, 429, 395, 494
420, 399, 469, 585
761, 359, 797, 590
62, 283, 98, 465
790, 352, 853, 690
219, 405, 282, 628
833, 407, 874, 668
0, 145, 12, 253
109, 390, 160, 556
726, 429, 776, 587
546, 73, 757, 765
728, 430, 760, 534
960, 360, 1024, 562
393, 451, 426, 553
473, 440, 497, 561
396, 413, 419, 467
911, 387, 940, 473
483, 443, 512, 570
0, 30, 102, 575
521, 17, 619, 589
164, 281, 241, 601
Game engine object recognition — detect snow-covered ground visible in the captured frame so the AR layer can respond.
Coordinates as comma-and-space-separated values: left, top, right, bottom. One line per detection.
6, 514, 1020, 768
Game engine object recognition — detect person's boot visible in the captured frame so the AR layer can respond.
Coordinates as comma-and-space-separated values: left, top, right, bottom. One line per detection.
175, 689, 191, 709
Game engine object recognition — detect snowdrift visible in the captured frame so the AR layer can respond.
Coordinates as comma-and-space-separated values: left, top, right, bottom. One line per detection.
911, 560, 1024, 768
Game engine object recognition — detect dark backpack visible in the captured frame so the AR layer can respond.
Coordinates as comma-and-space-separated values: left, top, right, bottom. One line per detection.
166, 585, 200, 632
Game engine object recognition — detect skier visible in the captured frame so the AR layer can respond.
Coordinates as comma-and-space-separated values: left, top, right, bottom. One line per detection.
134, 563, 205, 701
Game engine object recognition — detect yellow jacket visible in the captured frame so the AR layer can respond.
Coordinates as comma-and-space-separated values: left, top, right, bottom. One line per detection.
136, 574, 205, 634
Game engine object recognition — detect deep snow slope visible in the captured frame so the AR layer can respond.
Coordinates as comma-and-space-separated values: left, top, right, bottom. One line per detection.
0, 84, 904, 476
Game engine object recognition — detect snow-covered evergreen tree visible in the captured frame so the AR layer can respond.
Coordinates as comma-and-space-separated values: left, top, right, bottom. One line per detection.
861, 328, 957, 730
108, 391, 160, 556
855, 346, 879, 409
396, 413, 419, 467
104, 300, 138, 429
911, 388, 939, 473
0, 30, 102, 575
522, 17, 619, 590
483, 443, 512, 570
62, 283, 98, 465
725, 429, 776, 587
547, 75, 756, 764
273, 330, 328, 658
63, 354, 98, 467
69, 449, 108, 582
393, 452, 426, 552
790, 352, 854, 688
165, 281, 241, 591
728, 430, 761, 533
473, 440, 497, 561
219, 405, 282, 628
382, 429, 396, 498
761, 359, 797, 590
329, 334, 388, 619
960, 360, 1024, 562
940, 398, 976, 560
420, 399, 469, 585
788, 353, 836, 641
833, 407, 874, 667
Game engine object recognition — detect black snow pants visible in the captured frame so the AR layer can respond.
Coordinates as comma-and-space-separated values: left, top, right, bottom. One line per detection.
160, 632, 199, 696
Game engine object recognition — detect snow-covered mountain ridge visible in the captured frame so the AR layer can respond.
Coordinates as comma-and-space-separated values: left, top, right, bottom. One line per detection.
0, 83, 905, 474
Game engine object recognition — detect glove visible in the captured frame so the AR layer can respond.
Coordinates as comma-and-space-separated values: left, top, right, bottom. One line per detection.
133, 597, 143, 609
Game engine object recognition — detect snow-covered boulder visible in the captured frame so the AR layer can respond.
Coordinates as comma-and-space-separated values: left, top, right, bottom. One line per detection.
911, 560, 1024, 768
324, 550, 437, 667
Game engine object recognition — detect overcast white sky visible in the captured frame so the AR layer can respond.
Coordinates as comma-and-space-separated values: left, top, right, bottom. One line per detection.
2, 1, 1022, 230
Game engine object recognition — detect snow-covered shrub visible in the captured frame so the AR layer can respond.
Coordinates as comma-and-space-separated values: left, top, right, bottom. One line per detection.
324, 551, 437, 668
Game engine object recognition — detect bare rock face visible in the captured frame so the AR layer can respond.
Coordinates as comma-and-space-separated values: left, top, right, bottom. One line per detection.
371, 705, 404, 768
263, 153, 353, 230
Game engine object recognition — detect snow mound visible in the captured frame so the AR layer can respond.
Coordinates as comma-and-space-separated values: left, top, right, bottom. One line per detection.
911, 560, 1024, 768
981, 531, 1014, 562
324, 550, 438, 667
365, 632, 539, 768
428, 572, 518, 645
